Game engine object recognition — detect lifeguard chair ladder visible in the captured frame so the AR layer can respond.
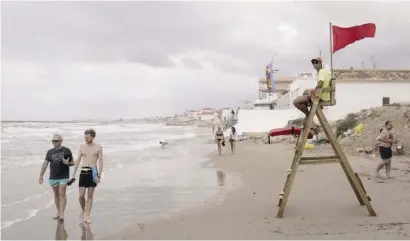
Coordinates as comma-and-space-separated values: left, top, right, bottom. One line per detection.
276, 77, 376, 218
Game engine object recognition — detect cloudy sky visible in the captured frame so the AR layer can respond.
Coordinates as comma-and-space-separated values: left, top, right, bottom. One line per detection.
2, 1, 410, 120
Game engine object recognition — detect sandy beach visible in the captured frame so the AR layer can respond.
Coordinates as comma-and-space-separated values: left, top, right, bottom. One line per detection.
107, 141, 410, 239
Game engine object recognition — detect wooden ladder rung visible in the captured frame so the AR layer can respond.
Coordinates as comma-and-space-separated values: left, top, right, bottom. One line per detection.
300, 156, 340, 165
301, 156, 339, 161
300, 159, 340, 165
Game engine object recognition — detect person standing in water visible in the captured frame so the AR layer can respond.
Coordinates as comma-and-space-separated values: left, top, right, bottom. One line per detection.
215, 126, 225, 156
39, 134, 74, 221
376, 121, 396, 178
229, 126, 238, 155
72, 129, 104, 223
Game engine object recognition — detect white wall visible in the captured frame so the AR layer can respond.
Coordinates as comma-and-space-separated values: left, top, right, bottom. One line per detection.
235, 109, 304, 134
199, 114, 214, 121
221, 109, 232, 121
326, 82, 410, 120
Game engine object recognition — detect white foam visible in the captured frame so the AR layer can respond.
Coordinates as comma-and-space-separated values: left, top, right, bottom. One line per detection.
0, 199, 54, 230
3, 122, 197, 169
1, 190, 49, 207
1, 189, 76, 230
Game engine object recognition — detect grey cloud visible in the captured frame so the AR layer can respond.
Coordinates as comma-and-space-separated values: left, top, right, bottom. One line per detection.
2, 1, 410, 120
180, 57, 203, 69
4, 1, 410, 70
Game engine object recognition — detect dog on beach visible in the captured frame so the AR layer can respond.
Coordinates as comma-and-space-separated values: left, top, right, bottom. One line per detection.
159, 141, 168, 149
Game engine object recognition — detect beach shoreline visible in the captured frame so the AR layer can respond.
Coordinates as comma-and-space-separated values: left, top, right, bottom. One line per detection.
107, 141, 410, 239
1, 122, 228, 240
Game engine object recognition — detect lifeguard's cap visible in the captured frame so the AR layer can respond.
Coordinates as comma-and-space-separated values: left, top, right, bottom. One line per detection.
311, 57, 322, 64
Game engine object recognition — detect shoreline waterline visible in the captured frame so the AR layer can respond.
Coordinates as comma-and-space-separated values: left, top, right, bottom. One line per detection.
1, 122, 243, 239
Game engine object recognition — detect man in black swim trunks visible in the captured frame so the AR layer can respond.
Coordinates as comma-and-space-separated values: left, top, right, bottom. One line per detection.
39, 134, 74, 221
72, 129, 103, 223
376, 121, 396, 178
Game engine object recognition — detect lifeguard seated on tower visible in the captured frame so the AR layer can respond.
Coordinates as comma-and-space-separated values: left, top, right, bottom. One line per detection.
292, 57, 331, 120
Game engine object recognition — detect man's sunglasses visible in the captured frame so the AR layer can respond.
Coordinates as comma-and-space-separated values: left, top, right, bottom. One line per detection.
52, 140, 61, 143
311, 61, 320, 64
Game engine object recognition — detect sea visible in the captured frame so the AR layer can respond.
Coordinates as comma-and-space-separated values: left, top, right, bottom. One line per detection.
1, 121, 241, 239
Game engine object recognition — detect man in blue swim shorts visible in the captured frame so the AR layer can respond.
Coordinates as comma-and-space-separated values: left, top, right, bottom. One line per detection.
39, 134, 74, 221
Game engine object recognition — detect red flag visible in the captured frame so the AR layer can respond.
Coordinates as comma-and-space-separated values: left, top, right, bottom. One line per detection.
332, 23, 376, 53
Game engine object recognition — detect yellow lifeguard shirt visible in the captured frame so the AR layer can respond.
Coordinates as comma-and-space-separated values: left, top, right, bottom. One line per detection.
318, 69, 331, 101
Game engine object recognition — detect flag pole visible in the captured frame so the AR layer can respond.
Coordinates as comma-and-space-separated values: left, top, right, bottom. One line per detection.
329, 22, 334, 78
329, 21, 336, 105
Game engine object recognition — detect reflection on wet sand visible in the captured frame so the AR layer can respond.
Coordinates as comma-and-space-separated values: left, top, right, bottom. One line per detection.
216, 170, 225, 187
80, 223, 94, 240
55, 220, 67, 240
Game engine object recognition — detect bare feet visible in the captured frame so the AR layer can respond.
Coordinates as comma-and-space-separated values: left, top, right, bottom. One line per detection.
59, 213, 64, 221
52, 214, 60, 220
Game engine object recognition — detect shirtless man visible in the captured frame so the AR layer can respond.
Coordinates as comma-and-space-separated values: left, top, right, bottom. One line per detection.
71, 129, 103, 223
376, 121, 396, 178
215, 126, 224, 156
39, 134, 74, 221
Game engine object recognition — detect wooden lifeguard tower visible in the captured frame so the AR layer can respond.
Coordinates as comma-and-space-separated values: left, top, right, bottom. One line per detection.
276, 76, 377, 218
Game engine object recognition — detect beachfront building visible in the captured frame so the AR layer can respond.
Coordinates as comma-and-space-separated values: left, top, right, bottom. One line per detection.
197, 108, 217, 121
255, 76, 296, 109
258, 76, 295, 99
183, 110, 199, 120
236, 69, 410, 134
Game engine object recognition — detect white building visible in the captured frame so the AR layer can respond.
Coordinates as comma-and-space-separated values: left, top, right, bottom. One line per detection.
184, 110, 198, 119
235, 69, 410, 134
197, 108, 216, 121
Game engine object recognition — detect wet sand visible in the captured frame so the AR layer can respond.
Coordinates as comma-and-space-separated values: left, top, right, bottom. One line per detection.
1, 129, 236, 240
107, 142, 410, 239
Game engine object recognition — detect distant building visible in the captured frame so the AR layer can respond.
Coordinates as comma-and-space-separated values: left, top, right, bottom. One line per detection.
184, 110, 198, 119
258, 76, 296, 99
197, 108, 216, 121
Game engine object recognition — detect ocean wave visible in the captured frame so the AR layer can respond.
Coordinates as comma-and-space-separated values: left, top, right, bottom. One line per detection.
1, 123, 199, 170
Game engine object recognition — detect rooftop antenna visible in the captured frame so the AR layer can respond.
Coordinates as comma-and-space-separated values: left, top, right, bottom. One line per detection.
370, 56, 376, 69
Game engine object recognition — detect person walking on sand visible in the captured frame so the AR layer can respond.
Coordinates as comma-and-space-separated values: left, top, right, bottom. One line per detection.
39, 134, 74, 221
215, 126, 225, 156
376, 121, 397, 179
229, 126, 238, 155
71, 129, 104, 223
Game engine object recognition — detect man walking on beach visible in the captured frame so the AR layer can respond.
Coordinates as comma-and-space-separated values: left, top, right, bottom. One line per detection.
215, 126, 225, 156
293, 57, 331, 121
72, 129, 104, 223
376, 121, 396, 178
39, 134, 74, 221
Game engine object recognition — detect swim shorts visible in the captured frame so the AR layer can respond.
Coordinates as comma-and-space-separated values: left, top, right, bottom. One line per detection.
79, 166, 98, 188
